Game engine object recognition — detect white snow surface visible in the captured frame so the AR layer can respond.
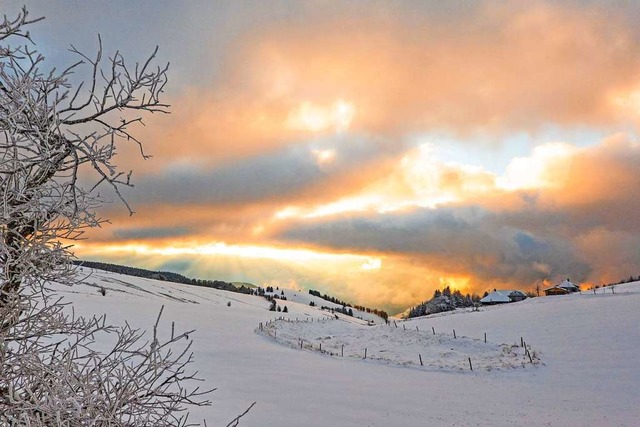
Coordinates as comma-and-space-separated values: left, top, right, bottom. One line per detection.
49, 269, 640, 426
263, 287, 384, 324
259, 318, 539, 372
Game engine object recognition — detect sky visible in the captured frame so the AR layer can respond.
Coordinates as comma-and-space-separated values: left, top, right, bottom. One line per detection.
12, 0, 640, 314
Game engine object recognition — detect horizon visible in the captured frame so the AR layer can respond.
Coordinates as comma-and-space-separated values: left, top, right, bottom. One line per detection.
17, 1, 640, 315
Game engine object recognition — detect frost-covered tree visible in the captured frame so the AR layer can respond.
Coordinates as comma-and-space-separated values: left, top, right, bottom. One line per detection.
406, 286, 477, 319
0, 8, 252, 425
1, 7, 169, 299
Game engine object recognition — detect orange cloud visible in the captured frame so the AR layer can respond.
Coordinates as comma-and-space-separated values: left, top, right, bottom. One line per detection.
110, 1, 640, 175
86, 133, 640, 310
73, 2, 640, 314
272, 134, 640, 297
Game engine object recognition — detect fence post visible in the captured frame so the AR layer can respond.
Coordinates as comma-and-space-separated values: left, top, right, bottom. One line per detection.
419, 354, 423, 366
468, 357, 473, 371
453, 329, 457, 339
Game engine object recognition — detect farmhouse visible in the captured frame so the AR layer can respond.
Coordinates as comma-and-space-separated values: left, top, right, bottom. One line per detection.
480, 290, 527, 305
544, 279, 580, 296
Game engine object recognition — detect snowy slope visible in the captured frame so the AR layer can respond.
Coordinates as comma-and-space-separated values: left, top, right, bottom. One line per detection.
50, 270, 640, 426
265, 286, 384, 324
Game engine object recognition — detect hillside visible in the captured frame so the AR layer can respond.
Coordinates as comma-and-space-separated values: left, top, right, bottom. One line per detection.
74, 260, 256, 294
264, 286, 386, 324
49, 268, 640, 426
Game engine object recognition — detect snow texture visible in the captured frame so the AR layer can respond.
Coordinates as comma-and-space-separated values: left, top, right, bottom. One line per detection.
49, 268, 640, 426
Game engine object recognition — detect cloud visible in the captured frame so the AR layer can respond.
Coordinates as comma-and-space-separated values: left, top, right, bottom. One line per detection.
62, 1, 640, 313
86, 133, 640, 306
223, 1, 640, 136
275, 134, 640, 292
278, 206, 589, 285
111, 0, 640, 175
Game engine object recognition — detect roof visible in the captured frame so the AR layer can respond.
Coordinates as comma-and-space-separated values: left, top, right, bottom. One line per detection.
544, 279, 579, 292
480, 290, 525, 303
557, 279, 578, 289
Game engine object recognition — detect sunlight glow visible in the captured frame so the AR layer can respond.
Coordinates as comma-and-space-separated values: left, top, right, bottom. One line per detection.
304, 195, 383, 218
287, 100, 355, 132
312, 148, 336, 166
498, 142, 576, 190
438, 275, 472, 294
275, 206, 302, 219
361, 258, 382, 270
81, 241, 374, 265
611, 86, 640, 116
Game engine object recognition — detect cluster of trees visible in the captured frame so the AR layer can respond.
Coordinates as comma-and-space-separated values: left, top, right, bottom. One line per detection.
308, 289, 350, 306
268, 299, 288, 312
320, 305, 353, 317
308, 289, 388, 320
262, 290, 287, 302
406, 286, 481, 318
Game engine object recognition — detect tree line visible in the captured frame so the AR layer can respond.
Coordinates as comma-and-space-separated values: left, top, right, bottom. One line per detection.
308, 289, 389, 320
75, 260, 254, 295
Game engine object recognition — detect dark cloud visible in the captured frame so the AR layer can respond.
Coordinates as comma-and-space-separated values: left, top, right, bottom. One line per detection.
129, 133, 401, 206
278, 205, 591, 285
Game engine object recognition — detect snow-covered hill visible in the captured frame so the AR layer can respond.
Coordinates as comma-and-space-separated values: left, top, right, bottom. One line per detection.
50, 269, 640, 426
264, 286, 384, 324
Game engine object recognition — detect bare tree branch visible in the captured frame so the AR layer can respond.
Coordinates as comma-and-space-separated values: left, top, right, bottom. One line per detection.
0, 8, 240, 426
225, 402, 257, 427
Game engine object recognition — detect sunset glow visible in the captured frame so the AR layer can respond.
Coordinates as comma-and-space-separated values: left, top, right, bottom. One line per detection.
79, 241, 371, 264
26, 1, 640, 314
287, 100, 355, 132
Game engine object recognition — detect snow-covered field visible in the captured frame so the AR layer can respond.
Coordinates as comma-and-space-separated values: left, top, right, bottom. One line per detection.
51, 270, 640, 426
259, 318, 540, 372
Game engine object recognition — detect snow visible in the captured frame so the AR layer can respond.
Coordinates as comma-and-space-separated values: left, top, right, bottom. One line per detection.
259, 317, 539, 371
50, 269, 640, 426
265, 287, 384, 324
